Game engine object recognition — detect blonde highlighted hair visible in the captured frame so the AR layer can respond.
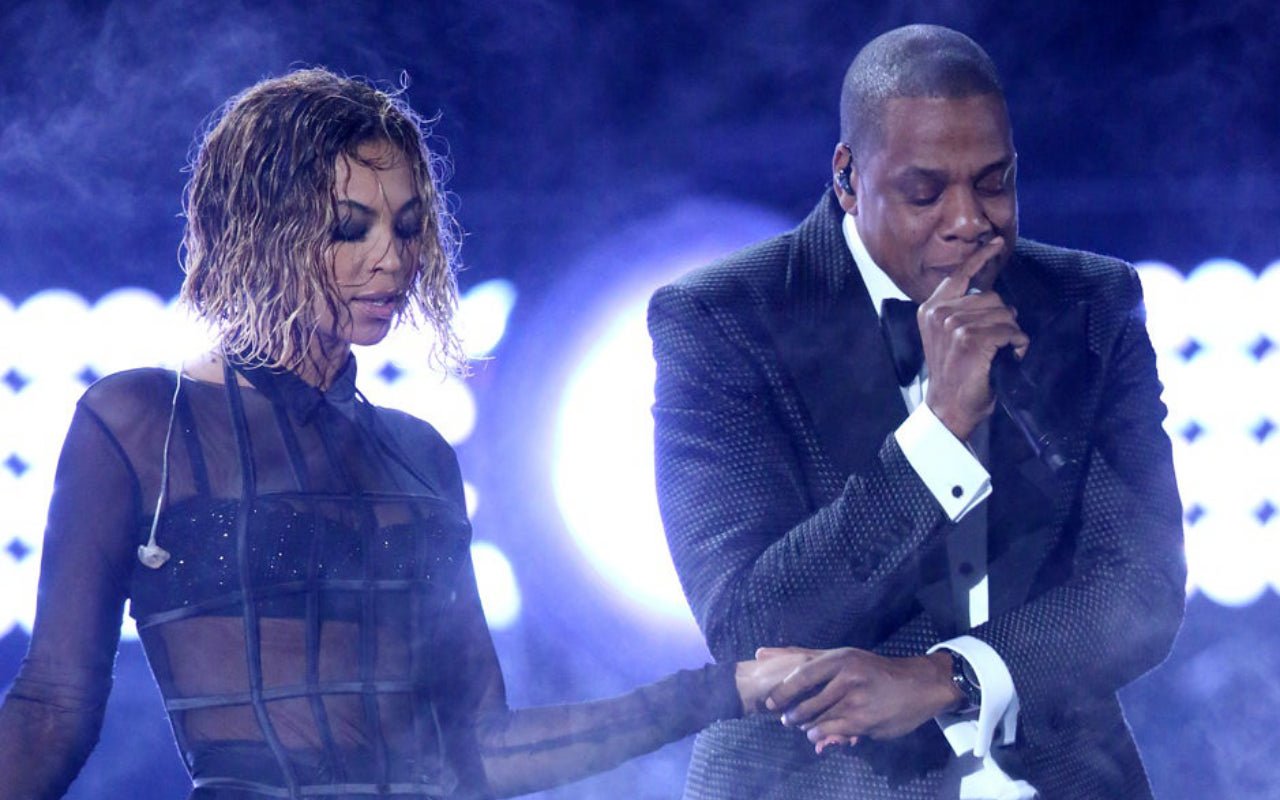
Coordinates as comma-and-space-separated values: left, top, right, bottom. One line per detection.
180, 67, 464, 375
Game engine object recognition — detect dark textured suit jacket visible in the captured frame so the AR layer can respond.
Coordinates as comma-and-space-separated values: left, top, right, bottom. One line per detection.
648, 194, 1186, 799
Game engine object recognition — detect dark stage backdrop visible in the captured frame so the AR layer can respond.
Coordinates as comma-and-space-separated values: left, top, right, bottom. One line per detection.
1, 1, 1277, 798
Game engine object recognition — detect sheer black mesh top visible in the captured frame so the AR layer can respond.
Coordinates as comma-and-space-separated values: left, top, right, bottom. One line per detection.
2, 358, 740, 800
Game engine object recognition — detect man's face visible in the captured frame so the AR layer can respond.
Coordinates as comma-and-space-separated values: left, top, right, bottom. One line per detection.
840, 94, 1018, 303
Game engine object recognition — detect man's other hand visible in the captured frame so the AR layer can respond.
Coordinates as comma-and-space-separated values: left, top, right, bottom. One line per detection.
758, 646, 963, 750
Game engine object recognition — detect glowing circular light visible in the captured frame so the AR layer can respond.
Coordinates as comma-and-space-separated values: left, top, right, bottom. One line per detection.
552, 296, 689, 618
10, 290, 90, 380
163, 295, 219, 366
354, 319, 476, 445
356, 315, 439, 372
471, 540, 521, 629
1136, 261, 1189, 357
0, 548, 40, 635
1185, 512, 1270, 607
1184, 350, 1266, 436
1157, 366, 1204, 441
541, 200, 791, 620
0, 294, 15, 356
356, 365, 476, 445
1183, 259, 1258, 354
1260, 433, 1280, 595
87, 288, 170, 374
1258, 260, 1280, 342
0, 474, 43, 638
458, 279, 518, 358
7, 374, 83, 479
0, 557, 22, 637
462, 481, 479, 518
1198, 437, 1269, 511
350, 279, 517, 446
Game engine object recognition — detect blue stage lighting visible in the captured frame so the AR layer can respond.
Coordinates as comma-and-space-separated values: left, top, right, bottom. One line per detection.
472, 539, 522, 630
458, 279, 518, 358
0, 281, 512, 639
538, 201, 791, 621
552, 299, 685, 618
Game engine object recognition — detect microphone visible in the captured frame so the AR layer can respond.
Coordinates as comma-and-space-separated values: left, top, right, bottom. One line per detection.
990, 346, 1069, 473
965, 287, 1070, 474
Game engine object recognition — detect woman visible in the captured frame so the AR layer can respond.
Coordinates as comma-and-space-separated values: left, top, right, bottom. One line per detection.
0, 68, 803, 799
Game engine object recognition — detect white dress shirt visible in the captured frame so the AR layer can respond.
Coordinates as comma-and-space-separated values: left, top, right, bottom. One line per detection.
843, 214, 1037, 799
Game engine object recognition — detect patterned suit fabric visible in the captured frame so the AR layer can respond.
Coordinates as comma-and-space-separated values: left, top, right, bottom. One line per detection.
647, 194, 1186, 799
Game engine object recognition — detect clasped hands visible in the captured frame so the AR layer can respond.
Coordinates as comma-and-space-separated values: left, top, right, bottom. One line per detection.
735, 647, 963, 755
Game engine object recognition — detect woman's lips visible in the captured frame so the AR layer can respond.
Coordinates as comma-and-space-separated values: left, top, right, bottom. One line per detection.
351, 292, 403, 320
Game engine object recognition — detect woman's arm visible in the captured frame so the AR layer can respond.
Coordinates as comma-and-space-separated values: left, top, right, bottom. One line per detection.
431, 557, 805, 799
0, 402, 137, 798
410, 430, 804, 798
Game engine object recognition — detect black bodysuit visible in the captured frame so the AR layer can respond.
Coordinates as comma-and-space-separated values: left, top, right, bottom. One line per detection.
0, 359, 739, 799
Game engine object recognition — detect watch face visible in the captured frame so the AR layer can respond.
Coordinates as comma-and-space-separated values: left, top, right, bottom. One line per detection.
950, 651, 982, 711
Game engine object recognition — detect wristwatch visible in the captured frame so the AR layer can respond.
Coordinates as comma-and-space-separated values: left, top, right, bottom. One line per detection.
948, 651, 983, 714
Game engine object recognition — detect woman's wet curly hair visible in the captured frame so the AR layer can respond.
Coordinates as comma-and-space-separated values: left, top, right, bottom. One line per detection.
180, 67, 464, 375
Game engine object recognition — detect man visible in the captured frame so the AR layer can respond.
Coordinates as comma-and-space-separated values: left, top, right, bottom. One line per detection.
648, 24, 1185, 799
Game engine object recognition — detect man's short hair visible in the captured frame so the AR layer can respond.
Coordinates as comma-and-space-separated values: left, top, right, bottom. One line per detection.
840, 24, 1004, 163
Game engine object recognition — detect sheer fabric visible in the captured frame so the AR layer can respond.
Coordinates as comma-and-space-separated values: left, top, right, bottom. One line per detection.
0, 359, 739, 799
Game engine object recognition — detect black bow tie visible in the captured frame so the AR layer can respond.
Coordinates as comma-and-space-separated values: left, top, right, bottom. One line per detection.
880, 298, 924, 386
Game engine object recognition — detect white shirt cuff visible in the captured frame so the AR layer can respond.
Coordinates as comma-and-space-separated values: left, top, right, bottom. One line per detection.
894, 403, 991, 521
929, 635, 1020, 757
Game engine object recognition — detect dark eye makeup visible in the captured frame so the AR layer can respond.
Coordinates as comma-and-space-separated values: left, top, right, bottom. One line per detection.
394, 202, 425, 240
331, 199, 423, 243
333, 217, 369, 242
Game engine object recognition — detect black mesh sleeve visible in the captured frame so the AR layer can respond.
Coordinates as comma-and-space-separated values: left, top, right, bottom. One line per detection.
433, 557, 742, 799
0, 402, 139, 797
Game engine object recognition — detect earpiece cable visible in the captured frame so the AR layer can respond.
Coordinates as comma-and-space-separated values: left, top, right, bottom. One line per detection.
138, 365, 181, 568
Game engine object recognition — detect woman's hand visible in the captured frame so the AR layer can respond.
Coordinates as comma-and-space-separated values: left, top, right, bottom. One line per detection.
733, 650, 816, 715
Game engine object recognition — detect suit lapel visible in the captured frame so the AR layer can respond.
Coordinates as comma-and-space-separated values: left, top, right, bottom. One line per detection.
766, 197, 958, 635
985, 253, 1097, 617
764, 196, 907, 484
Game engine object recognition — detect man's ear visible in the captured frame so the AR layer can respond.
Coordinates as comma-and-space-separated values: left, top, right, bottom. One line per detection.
831, 142, 856, 215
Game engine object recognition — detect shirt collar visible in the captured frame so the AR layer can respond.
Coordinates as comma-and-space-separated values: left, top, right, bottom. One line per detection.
841, 212, 910, 319
233, 353, 359, 424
